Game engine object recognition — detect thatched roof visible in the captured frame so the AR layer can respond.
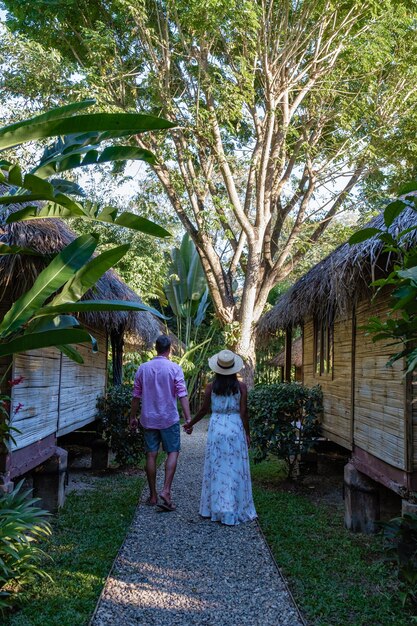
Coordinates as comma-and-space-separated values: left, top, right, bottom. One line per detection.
269, 337, 302, 367
258, 206, 417, 337
0, 215, 162, 348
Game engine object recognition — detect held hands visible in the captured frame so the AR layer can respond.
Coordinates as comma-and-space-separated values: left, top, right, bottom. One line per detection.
183, 420, 193, 435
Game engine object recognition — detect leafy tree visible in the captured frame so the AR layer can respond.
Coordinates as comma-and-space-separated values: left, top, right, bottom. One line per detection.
3, 0, 417, 382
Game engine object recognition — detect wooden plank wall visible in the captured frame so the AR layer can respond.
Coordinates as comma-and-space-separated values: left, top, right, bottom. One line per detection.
354, 298, 406, 470
11, 349, 61, 451
303, 318, 353, 450
57, 330, 107, 437
10, 330, 107, 450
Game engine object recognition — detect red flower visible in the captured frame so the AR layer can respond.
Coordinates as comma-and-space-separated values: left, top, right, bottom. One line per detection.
8, 376, 24, 387
14, 402, 24, 415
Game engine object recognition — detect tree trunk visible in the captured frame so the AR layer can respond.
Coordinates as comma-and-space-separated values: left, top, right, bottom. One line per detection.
235, 330, 257, 389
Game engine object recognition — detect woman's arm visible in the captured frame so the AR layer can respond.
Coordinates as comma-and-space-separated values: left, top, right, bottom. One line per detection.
239, 382, 250, 445
185, 384, 212, 431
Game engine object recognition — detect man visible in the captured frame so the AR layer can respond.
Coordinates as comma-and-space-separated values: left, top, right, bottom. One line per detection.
129, 335, 191, 511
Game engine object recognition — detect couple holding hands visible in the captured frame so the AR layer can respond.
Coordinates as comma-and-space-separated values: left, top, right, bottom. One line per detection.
129, 335, 257, 525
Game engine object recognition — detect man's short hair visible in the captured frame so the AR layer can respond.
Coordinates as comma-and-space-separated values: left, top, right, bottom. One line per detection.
155, 334, 172, 354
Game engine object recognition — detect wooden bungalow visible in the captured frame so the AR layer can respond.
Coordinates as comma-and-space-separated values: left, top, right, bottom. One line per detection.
0, 217, 161, 503
258, 208, 417, 531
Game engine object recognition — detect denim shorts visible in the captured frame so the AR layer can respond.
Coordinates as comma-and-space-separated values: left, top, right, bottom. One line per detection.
143, 422, 181, 453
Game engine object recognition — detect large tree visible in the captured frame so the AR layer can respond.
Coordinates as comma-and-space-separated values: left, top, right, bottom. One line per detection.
3, 0, 417, 382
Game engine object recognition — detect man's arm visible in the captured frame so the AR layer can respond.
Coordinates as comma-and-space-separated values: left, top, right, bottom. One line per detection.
129, 397, 140, 429
175, 366, 191, 423
179, 395, 191, 423
129, 367, 142, 429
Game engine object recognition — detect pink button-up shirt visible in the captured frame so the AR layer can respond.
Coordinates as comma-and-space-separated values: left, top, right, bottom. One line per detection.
133, 356, 188, 429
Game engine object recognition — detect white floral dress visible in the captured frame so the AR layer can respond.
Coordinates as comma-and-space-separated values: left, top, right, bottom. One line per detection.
199, 391, 257, 525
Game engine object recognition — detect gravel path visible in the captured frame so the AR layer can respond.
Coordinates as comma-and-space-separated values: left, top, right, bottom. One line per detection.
91, 421, 304, 626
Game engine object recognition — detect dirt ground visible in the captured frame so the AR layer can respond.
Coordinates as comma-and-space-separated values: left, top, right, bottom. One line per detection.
275, 449, 402, 521
65, 445, 145, 494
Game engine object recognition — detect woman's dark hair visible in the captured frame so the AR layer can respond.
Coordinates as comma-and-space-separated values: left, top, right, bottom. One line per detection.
212, 373, 240, 396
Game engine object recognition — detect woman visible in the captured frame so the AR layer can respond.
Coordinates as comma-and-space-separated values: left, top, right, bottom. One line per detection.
184, 349, 257, 525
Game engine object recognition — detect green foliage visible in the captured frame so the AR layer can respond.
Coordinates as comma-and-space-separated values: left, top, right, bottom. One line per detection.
349, 185, 417, 373
96, 385, 145, 467
0, 100, 172, 362
248, 383, 322, 479
71, 218, 170, 304
0, 482, 52, 613
381, 513, 417, 610
2, 473, 144, 626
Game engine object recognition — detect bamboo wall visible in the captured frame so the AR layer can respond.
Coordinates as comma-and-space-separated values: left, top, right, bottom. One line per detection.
303, 317, 353, 450
58, 332, 107, 437
354, 298, 406, 470
10, 331, 107, 450
303, 294, 409, 470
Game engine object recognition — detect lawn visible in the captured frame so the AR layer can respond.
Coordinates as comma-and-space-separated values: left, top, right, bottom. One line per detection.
4, 471, 144, 626
251, 458, 412, 626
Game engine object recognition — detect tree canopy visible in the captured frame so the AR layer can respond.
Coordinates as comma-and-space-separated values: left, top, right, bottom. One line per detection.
2, 0, 417, 379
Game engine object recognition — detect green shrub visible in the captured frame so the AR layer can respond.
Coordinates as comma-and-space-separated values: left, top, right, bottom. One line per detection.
381, 512, 417, 610
97, 384, 145, 467
0, 481, 52, 613
248, 382, 322, 479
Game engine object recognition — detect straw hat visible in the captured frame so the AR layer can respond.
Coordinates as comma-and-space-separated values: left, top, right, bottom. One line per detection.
208, 349, 244, 375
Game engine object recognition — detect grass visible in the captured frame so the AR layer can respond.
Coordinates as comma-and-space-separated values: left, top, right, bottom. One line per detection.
251, 458, 413, 626
4, 472, 145, 626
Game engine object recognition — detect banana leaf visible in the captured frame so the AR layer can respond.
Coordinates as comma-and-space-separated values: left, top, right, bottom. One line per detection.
0, 234, 98, 337
0, 328, 97, 357
51, 244, 130, 305
33, 300, 167, 319
0, 112, 176, 151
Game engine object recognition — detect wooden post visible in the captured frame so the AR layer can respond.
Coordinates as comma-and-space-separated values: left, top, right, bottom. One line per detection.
33, 447, 68, 513
344, 462, 380, 533
91, 438, 109, 470
284, 327, 292, 382
110, 329, 124, 386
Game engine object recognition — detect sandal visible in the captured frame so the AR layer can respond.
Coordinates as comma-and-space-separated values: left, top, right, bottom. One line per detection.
144, 497, 157, 506
157, 495, 177, 511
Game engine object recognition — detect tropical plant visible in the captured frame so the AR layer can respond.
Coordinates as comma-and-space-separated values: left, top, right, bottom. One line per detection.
248, 383, 322, 479
0, 100, 173, 362
0, 481, 52, 613
96, 384, 145, 467
164, 233, 210, 348
381, 512, 417, 610
349, 182, 417, 373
